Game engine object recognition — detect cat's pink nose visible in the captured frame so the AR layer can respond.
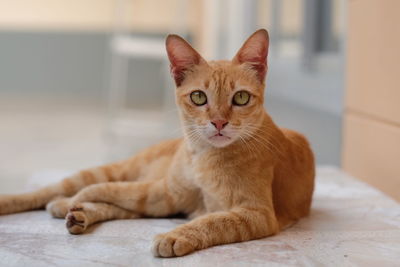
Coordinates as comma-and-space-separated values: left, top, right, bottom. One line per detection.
211, 120, 228, 131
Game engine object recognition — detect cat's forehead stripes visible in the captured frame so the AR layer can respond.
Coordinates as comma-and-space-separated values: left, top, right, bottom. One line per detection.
230, 80, 235, 90
209, 67, 234, 93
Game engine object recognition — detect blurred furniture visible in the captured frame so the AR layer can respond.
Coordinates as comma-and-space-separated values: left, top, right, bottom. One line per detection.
343, 0, 400, 201
105, 0, 188, 160
1, 167, 399, 265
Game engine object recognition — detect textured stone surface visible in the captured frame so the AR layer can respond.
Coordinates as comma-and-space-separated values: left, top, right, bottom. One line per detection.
0, 167, 399, 266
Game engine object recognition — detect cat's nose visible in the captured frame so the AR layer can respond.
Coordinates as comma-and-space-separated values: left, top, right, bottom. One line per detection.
211, 120, 228, 131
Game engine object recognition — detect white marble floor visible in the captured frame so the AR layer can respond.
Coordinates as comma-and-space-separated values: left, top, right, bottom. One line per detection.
0, 167, 399, 266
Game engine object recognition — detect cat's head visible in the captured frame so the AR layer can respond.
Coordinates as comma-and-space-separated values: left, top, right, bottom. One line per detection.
166, 29, 269, 148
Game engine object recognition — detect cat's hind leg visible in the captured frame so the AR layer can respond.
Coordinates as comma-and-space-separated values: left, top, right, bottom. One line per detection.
0, 139, 182, 216
65, 202, 139, 234
0, 161, 140, 215
67, 179, 182, 218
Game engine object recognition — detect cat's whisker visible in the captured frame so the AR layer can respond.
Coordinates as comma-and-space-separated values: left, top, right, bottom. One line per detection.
240, 130, 276, 156
238, 135, 253, 156
242, 130, 286, 159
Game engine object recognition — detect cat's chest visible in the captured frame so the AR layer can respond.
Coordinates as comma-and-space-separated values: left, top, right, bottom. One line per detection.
188, 159, 244, 211
186, 150, 272, 211
201, 190, 224, 212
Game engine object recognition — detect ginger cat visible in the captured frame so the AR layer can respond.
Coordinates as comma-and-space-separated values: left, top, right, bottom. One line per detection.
0, 29, 314, 257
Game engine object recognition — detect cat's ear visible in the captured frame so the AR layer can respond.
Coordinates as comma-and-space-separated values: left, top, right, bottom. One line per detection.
166, 35, 207, 87
232, 29, 269, 83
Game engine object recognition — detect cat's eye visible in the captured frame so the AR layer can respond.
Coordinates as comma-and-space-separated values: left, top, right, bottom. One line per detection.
232, 91, 250, 106
190, 90, 207, 106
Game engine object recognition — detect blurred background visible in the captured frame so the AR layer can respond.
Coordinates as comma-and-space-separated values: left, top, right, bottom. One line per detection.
0, 0, 398, 200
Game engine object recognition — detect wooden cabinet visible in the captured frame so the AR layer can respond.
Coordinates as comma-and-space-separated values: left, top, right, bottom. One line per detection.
344, 0, 400, 201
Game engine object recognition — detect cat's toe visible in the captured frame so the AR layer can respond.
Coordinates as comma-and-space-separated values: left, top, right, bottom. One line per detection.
66, 208, 88, 235
152, 233, 194, 257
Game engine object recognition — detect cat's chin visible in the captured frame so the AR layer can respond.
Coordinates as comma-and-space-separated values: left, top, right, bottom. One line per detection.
207, 135, 233, 148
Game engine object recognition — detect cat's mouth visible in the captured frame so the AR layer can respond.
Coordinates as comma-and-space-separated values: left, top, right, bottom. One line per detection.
208, 133, 231, 142
207, 133, 233, 148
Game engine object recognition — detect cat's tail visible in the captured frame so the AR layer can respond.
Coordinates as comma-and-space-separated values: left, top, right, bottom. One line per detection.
0, 185, 61, 215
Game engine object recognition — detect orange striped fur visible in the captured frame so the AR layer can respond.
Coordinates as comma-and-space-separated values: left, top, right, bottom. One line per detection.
0, 29, 314, 257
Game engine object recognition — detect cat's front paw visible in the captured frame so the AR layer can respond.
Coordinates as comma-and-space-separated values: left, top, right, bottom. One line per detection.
65, 205, 88, 235
152, 233, 195, 257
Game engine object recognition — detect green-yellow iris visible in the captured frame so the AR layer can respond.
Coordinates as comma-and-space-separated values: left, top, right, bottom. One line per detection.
233, 91, 250, 106
190, 90, 207, 106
